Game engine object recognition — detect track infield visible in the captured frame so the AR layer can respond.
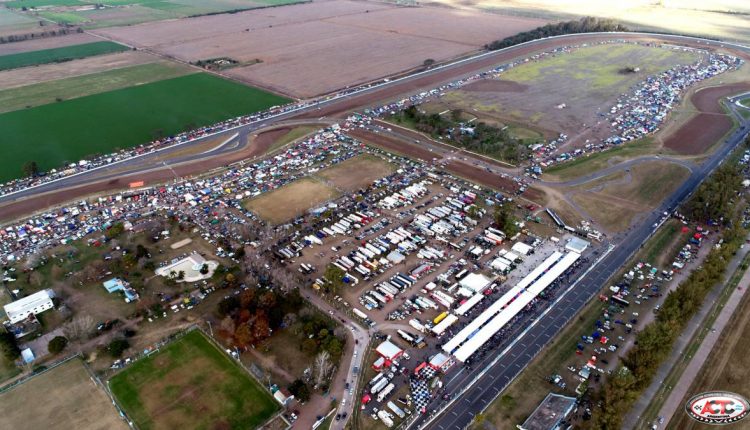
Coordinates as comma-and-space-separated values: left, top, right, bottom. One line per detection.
0, 72, 289, 182
0, 358, 127, 430
109, 330, 279, 430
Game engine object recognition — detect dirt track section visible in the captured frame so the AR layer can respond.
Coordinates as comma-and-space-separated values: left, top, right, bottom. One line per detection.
664, 82, 750, 154
347, 128, 438, 161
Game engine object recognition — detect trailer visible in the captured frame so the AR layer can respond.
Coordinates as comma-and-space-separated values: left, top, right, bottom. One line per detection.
387, 401, 406, 419
409, 319, 426, 333
433, 312, 449, 325
377, 383, 396, 402
354, 308, 368, 320
371, 378, 389, 394
397, 330, 415, 345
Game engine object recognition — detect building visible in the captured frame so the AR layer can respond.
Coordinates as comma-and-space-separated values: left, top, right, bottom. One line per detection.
375, 340, 403, 361
4, 289, 55, 324
565, 237, 590, 254
519, 393, 577, 430
459, 273, 492, 294
102, 278, 139, 302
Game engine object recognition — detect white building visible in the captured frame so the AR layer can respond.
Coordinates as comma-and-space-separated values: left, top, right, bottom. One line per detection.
4, 289, 55, 324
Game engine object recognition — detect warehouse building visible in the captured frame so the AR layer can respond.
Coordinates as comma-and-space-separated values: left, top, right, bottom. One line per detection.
4, 289, 55, 324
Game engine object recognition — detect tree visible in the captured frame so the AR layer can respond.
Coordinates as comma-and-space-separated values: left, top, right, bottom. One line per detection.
107, 338, 130, 357
313, 351, 333, 387
0, 329, 20, 361
234, 323, 253, 347
323, 264, 346, 295
423, 58, 435, 67
63, 314, 95, 341
105, 222, 125, 240
493, 205, 518, 236
251, 313, 271, 344
48, 336, 68, 355
199, 264, 209, 275
22, 161, 39, 178
288, 379, 311, 402
176, 270, 185, 281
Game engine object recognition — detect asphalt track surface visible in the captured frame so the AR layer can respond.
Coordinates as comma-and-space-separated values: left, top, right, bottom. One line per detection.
418, 119, 750, 430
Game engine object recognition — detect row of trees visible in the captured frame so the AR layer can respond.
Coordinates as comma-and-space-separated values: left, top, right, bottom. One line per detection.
587, 172, 748, 428
396, 106, 530, 163
0, 27, 83, 45
685, 162, 744, 222
485, 17, 629, 51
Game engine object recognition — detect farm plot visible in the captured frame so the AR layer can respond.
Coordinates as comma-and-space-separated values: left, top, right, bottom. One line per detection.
109, 330, 279, 430
0, 41, 128, 71
0, 61, 193, 113
0, 72, 289, 182
0, 359, 127, 430
245, 178, 340, 224
0, 7, 53, 37
440, 43, 699, 144
93, 0, 545, 97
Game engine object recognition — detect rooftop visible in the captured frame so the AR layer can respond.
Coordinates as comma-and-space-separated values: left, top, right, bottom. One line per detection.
519, 392, 577, 430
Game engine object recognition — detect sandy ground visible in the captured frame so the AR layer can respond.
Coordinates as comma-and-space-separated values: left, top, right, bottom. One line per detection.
93, 0, 545, 97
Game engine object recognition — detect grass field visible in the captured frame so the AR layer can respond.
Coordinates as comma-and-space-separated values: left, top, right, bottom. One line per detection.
266, 125, 320, 153
0, 72, 289, 182
0, 359, 127, 430
245, 154, 395, 223
0, 41, 129, 71
569, 161, 690, 232
109, 330, 278, 430
245, 178, 340, 224
317, 154, 396, 191
0, 62, 193, 113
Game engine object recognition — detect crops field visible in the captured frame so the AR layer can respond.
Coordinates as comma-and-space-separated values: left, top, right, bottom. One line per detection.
0, 61, 193, 113
0, 41, 129, 71
5, 0, 307, 28
0, 359, 127, 430
0, 72, 289, 181
109, 330, 278, 430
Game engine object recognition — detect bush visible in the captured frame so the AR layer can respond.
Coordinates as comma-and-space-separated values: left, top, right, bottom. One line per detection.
107, 338, 130, 357
47, 336, 68, 355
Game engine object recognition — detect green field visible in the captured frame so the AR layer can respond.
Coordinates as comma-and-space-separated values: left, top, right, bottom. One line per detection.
0, 72, 289, 181
0, 41, 129, 71
109, 330, 279, 430
0, 62, 193, 113
4, 0, 84, 8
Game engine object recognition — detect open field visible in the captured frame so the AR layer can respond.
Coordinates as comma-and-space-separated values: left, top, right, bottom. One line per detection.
424, 0, 750, 46
245, 178, 340, 224
0, 40, 128, 71
0, 61, 193, 113
569, 161, 690, 232
0, 72, 289, 182
109, 330, 279, 430
317, 154, 396, 191
253, 125, 321, 155
0, 32, 99, 55
440, 43, 698, 143
93, 0, 546, 97
5, 0, 306, 28
0, 359, 127, 430
0, 7, 65, 37
0, 50, 159, 90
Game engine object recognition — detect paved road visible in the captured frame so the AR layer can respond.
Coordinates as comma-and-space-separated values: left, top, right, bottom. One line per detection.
417, 118, 750, 430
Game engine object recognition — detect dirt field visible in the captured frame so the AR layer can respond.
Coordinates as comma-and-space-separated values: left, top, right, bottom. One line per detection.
245, 178, 340, 224
317, 154, 396, 191
0, 32, 100, 55
93, 0, 545, 97
425, 0, 750, 46
0, 359, 127, 430
440, 43, 698, 147
0, 50, 160, 90
252, 124, 323, 155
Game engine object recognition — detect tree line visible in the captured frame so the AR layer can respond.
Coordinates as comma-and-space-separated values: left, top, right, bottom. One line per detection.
586, 164, 748, 428
395, 106, 530, 163
485, 17, 629, 51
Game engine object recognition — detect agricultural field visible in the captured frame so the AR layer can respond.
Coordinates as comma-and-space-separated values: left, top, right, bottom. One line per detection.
244, 154, 396, 223
0, 61, 193, 112
245, 178, 341, 224
0, 72, 289, 182
109, 330, 279, 430
0, 6, 50, 37
0, 359, 127, 430
425, 0, 750, 46
4, 0, 306, 28
440, 43, 699, 147
93, 0, 546, 97
0, 40, 128, 71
